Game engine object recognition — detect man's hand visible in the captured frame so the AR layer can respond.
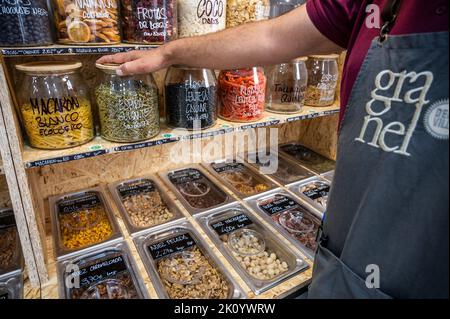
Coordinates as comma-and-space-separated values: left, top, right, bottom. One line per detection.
97, 5, 342, 76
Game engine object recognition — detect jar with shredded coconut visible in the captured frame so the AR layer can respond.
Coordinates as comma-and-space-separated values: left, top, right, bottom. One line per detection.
178, 0, 226, 38
226, 0, 269, 28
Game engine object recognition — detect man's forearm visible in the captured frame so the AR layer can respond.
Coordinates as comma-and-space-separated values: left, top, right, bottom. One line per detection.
165, 5, 342, 70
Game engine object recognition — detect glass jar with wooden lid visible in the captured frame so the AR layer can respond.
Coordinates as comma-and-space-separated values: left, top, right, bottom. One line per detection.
305, 54, 339, 107
15, 61, 94, 150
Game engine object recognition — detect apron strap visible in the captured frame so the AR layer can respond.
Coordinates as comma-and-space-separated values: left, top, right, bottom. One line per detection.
379, 0, 403, 42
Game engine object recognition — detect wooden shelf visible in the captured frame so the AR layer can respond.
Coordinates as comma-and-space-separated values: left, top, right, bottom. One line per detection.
23, 104, 339, 169
0, 44, 157, 57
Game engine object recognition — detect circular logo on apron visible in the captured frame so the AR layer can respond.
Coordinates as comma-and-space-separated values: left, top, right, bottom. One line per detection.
424, 99, 449, 140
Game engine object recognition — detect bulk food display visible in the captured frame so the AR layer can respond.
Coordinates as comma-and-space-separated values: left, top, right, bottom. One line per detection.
226, 0, 269, 27
203, 160, 276, 198
160, 166, 234, 215
247, 191, 321, 259
280, 143, 336, 174
178, 0, 226, 38
58, 242, 147, 299
197, 205, 308, 294
121, 0, 177, 44
305, 55, 339, 107
0, 0, 52, 46
49, 187, 121, 259
0, 209, 22, 276
109, 176, 184, 234
289, 177, 331, 214
165, 65, 218, 129
265, 57, 308, 113
0, 272, 23, 299
15, 62, 94, 150
135, 223, 245, 299
243, 152, 314, 186
95, 63, 160, 143
218, 68, 266, 122
52, 0, 121, 44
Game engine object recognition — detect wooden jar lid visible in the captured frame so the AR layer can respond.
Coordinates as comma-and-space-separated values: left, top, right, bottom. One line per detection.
15, 61, 83, 73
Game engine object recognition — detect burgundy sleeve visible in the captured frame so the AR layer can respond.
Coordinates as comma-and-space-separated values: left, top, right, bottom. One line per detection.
306, 0, 365, 49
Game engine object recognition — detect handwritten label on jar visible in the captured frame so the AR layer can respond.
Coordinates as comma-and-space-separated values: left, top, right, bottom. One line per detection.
72, 255, 129, 288
211, 213, 253, 236
184, 81, 213, 122
258, 195, 299, 216
302, 182, 330, 200
0, 0, 49, 16
196, 0, 224, 25
118, 180, 156, 198
148, 233, 196, 260
316, 74, 338, 102
58, 193, 102, 215
169, 169, 203, 185
74, 0, 116, 19
212, 162, 246, 174
273, 83, 304, 104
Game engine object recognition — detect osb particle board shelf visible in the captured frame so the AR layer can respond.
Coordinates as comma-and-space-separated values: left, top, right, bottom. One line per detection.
23, 104, 339, 169
0, 44, 157, 57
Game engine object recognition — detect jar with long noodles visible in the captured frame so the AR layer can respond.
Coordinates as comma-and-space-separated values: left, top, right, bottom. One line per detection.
15, 62, 94, 150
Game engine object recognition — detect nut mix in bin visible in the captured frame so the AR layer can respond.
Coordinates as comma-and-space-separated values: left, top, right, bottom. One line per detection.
147, 230, 232, 299
257, 194, 319, 251
61, 247, 144, 299
54, 191, 115, 252
0, 209, 22, 275
115, 178, 175, 229
53, 0, 121, 44
298, 179, 330, 209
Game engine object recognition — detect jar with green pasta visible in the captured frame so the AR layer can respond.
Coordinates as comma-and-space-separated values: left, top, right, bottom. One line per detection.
95, 63, 160, 143
15, 62, 94, 150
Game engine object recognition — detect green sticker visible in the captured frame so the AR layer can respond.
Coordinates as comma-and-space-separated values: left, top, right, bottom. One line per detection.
89, 145, 103, 151
162, 133, 175, 138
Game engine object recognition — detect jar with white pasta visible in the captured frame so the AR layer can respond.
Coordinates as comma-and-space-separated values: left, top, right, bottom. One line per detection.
178, 0, 226, 38
226, 0, 270, 28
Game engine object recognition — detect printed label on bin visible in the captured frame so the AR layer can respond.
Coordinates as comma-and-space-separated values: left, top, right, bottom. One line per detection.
211, 213, 254, 236
302, 183, 330, 200
0, 292, 9, 299
118, 180, 156, 198
0, 210, 16, 228
212, 162, 246, 174
73, 255, 129, 288
258, 195, 299, 216
58, 193, 102, 214
169, 169, 203, 185
148, 233, 196, 260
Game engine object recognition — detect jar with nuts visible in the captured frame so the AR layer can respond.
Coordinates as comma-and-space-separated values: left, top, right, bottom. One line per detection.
52, 0, 121, 44
226, 0, 270, 28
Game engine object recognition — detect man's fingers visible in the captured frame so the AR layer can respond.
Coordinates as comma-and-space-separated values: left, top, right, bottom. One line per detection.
118, 51, 165, 75
96, 50, 146, 64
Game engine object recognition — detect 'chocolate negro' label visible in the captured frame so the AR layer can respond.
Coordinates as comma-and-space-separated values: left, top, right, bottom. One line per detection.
211, 213, 253, 236
148, 233, 196, 260
169, 169, 203, 185
72, 255, 129, 289
258, 195, 299, 216
118, 180, 155, 198
58, 193, 102, 214
302, 182, 330, 200
212, 162, 246, 174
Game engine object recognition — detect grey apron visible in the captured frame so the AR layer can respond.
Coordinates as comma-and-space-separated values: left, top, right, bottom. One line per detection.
307, 30, 449, 299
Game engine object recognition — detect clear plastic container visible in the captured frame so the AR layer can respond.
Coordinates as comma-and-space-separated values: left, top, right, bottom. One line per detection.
49, 187, 122, 259
269, 0, 304, 18
305, 54, 339, 107
162, 167, 232, 214
218, 68, 266, 122
58, 242, 146, 299
178, 0, 226, 38
289, 177, 330, 213
226, 0, 270, 27
109, 176, 184, 234
265, 57, 308, 113
15, 62, 94, 150
280, 143, 336, 174
0, 271, 23, 299
0, 209, 22, 276
52, 0, 121, 44
0, 0, 53, 47
228, 228, 265, 256
121, 0, 177, 44
165, 65, 218, 130
95, 63, 160, 143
